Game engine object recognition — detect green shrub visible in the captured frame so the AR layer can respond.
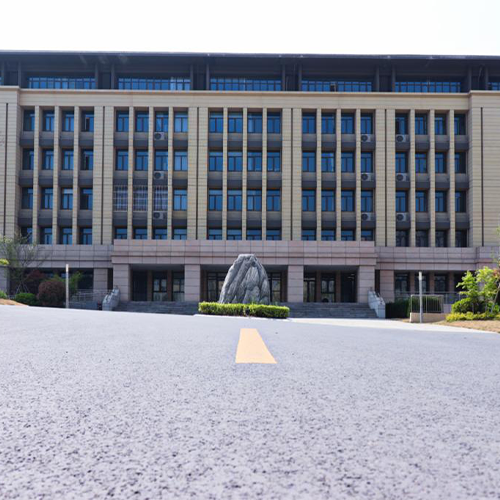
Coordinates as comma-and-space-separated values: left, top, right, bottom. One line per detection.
0, 290, 8, 299
446, 312, 500, 322
386, 299, 409, 318
452, 298, 475, 314
14, 292, 38, 306
198, 302, 289, 319
37, 279, 65, 307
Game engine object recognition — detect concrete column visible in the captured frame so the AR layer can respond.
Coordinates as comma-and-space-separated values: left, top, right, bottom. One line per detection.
167, 107, 174, 239
0, 268, 9, 293
335, 109, 342, 240
448, 110, 456, 247
242, 108, 248, 240
222, 108, 228, 239
281, 108, 292, 240
409, 109, 416, 247
72, 106, 80, 243
187, 107, 198, 239
93, 268, 108, 291
197, 107, 208, 240
315, 108, 322, 240
52, 107, 61, 244
32, 106, 41, 243
92, 106, 105, 244
357, 265, 375, 304
113, 264, 130, 302
355, 109, 362, 241
126, 107, 134, 240
379, 269, 395, 303
386, 109, 396, 246
147, 106, 154, 239
291, 108, 302, 240
262, 108, 268, 239
429, 109, 436, 247
287, 265, 304, 303
184, 264, 201, 302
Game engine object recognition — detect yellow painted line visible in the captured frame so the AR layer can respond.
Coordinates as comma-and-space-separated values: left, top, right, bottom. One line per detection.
235, 328, 277, 364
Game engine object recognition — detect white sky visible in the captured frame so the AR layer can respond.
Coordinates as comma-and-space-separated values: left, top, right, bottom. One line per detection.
2, 0, 500, 56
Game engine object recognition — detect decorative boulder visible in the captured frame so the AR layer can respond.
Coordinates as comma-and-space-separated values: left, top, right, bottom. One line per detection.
218, 254, 270, 305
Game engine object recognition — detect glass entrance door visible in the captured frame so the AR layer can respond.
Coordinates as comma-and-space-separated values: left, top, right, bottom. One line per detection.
152, 272, 168, 301
207, 272, 226, 302
132, 271, 148, 301
321, 274, 336, 303
268, 272, 282, 303
340, 272, 357, 302
303, 273, 316, 302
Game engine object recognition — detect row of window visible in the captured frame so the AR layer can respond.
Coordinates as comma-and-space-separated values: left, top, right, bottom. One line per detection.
209, 112, 281, 134
21, 188, 93, 210
23, 109, 95, 133
395, 191, 467, 213
22, 149, 94, 171
396, 151, 467, 174
22, 226, 93, 245
395, 272, 463, 296
396, 230, 468, 248
396, 113, 466, 136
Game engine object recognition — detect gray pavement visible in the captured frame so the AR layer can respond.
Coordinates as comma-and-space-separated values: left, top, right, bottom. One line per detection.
1, 306, 500, 499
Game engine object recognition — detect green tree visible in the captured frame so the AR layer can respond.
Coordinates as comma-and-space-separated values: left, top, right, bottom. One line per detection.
457, 271, 481, 313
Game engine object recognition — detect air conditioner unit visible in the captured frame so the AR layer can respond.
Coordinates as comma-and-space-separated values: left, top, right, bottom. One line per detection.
396, 173, 409, 182
361, 212, 375, 222
396, 134, 409, 143
153, 132, 167, 141
153, 171, 167, 181
361, 172, 375, 182
361, 134, 374, 143
153, 211, 167, 220
396, 212, 409, 222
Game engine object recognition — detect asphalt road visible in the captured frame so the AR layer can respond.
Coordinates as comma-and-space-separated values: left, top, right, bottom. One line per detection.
1, 307, 500, 499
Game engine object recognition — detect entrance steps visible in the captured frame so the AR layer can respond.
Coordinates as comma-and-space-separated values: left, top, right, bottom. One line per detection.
115, 301, 199, 315
285, 303, 378, 319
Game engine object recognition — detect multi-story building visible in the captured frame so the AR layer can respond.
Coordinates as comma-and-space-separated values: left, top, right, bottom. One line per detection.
0, 51, 499, 305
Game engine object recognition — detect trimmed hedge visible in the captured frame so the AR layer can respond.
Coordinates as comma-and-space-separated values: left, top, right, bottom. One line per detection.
386, 299, 409, 319
14, 292, 38, 306
446, 312, 500, 322
0, 290, 8, 300
199, 302, 289, 319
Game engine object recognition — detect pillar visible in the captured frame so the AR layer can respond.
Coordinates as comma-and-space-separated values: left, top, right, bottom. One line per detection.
0, 268, 9, 294
357, 265, 375, 304
380, 269, 395, 303
113, 264, 130, 302
287, 265, 304, 303
184, 264, 201, 302
93, 268, 109, 291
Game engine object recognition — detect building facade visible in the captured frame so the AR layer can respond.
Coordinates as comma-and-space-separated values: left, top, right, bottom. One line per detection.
0, 51, 499, 304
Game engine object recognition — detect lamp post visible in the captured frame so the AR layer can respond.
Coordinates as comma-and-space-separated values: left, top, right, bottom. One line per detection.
65, 264, 69, 309
419, 271, 423, 324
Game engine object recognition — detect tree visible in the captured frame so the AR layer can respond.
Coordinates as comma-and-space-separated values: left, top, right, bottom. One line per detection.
0, 234, 46, 295
457, 271, 481, 312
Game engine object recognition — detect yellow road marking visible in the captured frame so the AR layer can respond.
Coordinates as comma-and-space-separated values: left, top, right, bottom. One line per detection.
235, 328, 277, 364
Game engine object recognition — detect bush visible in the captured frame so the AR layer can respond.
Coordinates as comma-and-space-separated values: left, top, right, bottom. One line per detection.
451, 298, 475, 314
0, 290, 8, 299
14, 292, 38, 306
37, 279, 65, 307
446, 312, 500, 322
25, 269, 47, 295
198, 302, 289, 319
386, 299, 409, 319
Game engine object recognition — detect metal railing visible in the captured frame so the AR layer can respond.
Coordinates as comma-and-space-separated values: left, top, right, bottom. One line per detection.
70, 289, 113, 304
395, 292, 460, 305
409, 294, 444, 314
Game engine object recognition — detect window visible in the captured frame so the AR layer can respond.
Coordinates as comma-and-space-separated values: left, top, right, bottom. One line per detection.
23, 110, 35, 131
321, 152, 335, 173
63, 111, 74, 132
436, 230, 448, 248
415, 153, 427, 174
302, 152, 316, 172
173, 228, 187, 240
115, 227, 127, 240
396, 230, 409, 247
396, 191, 408, 212
361, 152, 373, 173
435, 152, 446, 174
155, 112, 169, 132
23, 149, 34, 171
360, 114, 373, 134
267, 190, 281, 211
155, 150, 168, 171
208, 228, 223, 240
341, 113, 354, 134
227, 190, 242, 211
434, 274, 448, 293
321, 229, 335, 241
415, 191, 428, 212
302, 79, 372, 92
80, 228, 92, 245
80, 188, 93, 210
209, 112, 223, 133
395, 80, 461, 93
135, 150, 148, 171
174, 151, 187, 171
302, 113, 316, 134
435, 191, 447, 212
455, 191, 466, 212
321, 190, 335, 212
118, 77, 190, 91
395, 273, 409, 295
135, 112, 149, 133
210, 77, 281, 91
267, 151, 281, 172
174, 112, 188, 133
116, 111, 129, 132
40, 227, 53, 244
395, 114, 408, 135
208, 190, 222, 211
302, 229, 316, 241
361, 229, 374, 241
322, 113, 335, 134
81, 111, 94, 132
361, 190, 373, 212
228, 151, 242, 172
267, 113, 281, 133
302, 190, 316, 211
247, 190, 262, 211
208, 151, 223, 172
153, 186, 168, 211
133, 186, 148, 211
248, 113, 262, 133
396, 152, 408, 173
153, 228, 167, 240
21, 227, 33, 243
341, 230, 354, 241
455, 152, 466, 174
341, 190, 354, 211
28, 75, 95, 89
435, 114, 447, 135
43, 110, 54, 132
174, 190, 187, 210
247, 151, 262, 172
341, 152, 354, 173
415, 114, 428, 135
416, 230, 429, 247
60, 227, 72, 245
266, 229, 281, 241
454, 114, 466, 135
228, 112, 243, 133
247, 228, 262, 240
228, 229, 242, 240
455, 230, 468, 247
62, 150, 74, 170
81, 150, 94, 171
116, 150, 128, 170
22, 188, 33, 209
41, 188, 53, 209
61, 188, 73, 210
134, 228, 147, 240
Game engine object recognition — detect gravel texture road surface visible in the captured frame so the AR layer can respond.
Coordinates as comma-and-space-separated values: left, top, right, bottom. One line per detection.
1, 307, 500, 499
